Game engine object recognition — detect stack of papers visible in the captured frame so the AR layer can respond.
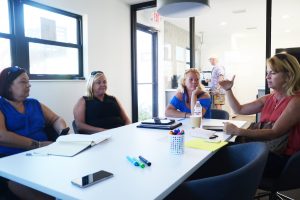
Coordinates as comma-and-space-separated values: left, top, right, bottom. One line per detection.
32, 133, 111, 157
202, 119, 247, 131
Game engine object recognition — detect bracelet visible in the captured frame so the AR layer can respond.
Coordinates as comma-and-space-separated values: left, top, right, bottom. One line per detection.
184, 112, 187, 118
226, 88, 232, 91
30, 140, 39, 149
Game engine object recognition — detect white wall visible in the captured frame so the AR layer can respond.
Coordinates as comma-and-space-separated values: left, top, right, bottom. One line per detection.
29, 0, 132, 127
200, 32, 266, 115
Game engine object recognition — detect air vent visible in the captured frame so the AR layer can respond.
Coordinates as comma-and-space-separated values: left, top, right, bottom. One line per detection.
232, 9, 246, 14
246, 27, 257, 30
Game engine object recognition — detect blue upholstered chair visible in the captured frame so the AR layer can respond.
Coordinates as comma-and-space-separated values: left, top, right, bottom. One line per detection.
166, 142, 268, 200
255, 150, 300, 200
210, 108, 230, 120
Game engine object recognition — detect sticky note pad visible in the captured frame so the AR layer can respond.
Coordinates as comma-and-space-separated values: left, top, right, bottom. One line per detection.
185, 139, 228, 152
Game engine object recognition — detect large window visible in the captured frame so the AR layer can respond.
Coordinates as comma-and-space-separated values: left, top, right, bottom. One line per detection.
0, 0, 83, 79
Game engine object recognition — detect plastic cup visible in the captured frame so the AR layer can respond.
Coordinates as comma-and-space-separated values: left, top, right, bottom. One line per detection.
190, 115, 202, 128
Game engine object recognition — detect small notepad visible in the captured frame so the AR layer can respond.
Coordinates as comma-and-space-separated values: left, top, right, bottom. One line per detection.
189, 128, 216, 139
185, 138, 228, 152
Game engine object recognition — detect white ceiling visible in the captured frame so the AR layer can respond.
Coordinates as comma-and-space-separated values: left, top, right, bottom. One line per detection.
121, 0, 150, 5
122, 0, 300, 37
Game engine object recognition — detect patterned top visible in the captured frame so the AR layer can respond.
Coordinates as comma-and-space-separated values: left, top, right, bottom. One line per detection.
210, 65, 225, 94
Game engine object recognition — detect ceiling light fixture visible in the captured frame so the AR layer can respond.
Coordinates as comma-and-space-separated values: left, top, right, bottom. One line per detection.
157, 0, 210, 18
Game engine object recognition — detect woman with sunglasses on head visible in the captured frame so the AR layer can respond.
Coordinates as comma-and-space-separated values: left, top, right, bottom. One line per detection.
73, 71, 131, 134
219, 53, 300, 178
0, 66, 68, 200
165, 68, 212, 118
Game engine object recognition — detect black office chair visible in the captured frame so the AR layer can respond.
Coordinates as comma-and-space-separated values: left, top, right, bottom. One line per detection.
166, 142, 268, 200
211, 108, 230, 120
255, 150, 300, 200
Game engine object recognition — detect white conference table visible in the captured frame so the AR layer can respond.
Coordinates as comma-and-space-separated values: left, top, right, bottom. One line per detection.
0, 118, 246, 200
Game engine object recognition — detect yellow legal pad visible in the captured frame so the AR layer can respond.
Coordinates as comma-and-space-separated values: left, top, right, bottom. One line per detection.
185, 139, 228, 152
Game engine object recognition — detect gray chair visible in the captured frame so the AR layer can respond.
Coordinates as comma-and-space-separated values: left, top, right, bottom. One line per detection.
166, 142, 268, 200
211, 108, 230, 120
255, 150, 300, 200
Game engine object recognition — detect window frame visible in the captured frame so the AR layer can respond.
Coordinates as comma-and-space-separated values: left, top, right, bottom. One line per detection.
1, 0, 84, 80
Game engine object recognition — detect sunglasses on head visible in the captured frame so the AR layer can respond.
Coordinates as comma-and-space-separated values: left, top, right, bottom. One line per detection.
7, 66, 23, 76
275, 53, 293, 67
91, 71, 103, 76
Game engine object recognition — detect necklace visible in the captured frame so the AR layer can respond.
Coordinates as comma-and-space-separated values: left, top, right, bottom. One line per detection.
273, 96, 286, 111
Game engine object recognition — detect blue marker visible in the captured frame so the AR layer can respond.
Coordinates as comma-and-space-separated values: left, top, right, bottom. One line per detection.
126, 156, 139, 166
139, 155, 152, 166
133, 158, 145, 168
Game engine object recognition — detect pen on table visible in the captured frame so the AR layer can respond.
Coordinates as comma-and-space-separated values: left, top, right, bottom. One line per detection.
209, 135, 218, 139
126, 156, 139, 166
138, 155, 151, 166
26, 152, 49, 157
133, 158, 145, 168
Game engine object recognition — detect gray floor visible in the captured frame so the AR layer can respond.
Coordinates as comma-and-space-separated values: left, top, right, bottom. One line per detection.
255, 189, 300, 199
232, 115, 300, 200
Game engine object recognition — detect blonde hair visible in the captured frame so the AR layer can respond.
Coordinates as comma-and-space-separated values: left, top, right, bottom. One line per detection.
179, 68, 205, 93
86, 72, 105, 99
267, 53, 300, 96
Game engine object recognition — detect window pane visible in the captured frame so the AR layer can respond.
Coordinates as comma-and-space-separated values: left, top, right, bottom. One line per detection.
29, 43, 78, 74
272, 0, 300, 54
0, 0, 10, 33
137, 30, 153, 83
0, 38, 11, 71
138, 84, 153, 121
24, 5, 77, 44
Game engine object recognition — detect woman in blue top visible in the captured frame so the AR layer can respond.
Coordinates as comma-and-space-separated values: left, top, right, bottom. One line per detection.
0, 66, 68, 200
165, 68, 211, 118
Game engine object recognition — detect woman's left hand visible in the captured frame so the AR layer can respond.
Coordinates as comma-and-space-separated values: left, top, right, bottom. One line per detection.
191, 86, 204, 96
223, 122, 240, 135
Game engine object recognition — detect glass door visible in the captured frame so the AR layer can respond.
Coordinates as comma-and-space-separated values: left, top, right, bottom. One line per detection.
136, 24, 158, 121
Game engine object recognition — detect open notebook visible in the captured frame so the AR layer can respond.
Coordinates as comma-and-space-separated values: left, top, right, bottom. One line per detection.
32, 133, 111, 157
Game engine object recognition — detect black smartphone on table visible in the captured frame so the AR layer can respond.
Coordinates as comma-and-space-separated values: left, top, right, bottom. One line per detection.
71, 170, 114, 188
60, 127, 70, 135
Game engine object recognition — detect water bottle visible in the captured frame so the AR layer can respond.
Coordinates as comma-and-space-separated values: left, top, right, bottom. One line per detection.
194, 101, 202, 116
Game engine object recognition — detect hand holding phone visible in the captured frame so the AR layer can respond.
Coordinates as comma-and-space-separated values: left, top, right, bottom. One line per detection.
71, 170, 113, 188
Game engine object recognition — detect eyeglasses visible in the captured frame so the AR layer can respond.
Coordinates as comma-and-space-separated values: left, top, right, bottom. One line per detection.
91, 71, 103, 76
7, 66, 23, 76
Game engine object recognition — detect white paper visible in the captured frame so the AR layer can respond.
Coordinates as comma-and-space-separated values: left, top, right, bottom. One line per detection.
189, 128, 216, 139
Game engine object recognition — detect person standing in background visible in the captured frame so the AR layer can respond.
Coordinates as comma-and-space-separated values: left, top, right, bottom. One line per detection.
208, 56, 225, 109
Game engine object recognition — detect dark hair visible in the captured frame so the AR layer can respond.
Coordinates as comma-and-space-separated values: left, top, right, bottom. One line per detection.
0, 66, 26, 100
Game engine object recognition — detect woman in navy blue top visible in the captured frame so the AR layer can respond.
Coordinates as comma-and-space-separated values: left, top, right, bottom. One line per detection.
0, 66, 68, 199
165, 68, 212, 118
73, 71, 131, 134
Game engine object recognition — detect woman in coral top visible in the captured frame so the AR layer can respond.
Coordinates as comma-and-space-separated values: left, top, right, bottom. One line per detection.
220, 53, 300, 178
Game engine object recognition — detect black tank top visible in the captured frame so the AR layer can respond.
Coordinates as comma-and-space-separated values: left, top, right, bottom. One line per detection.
84, 95, 125, 129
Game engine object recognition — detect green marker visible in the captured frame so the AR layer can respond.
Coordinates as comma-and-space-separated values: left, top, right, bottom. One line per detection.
133, 158, 145, 168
